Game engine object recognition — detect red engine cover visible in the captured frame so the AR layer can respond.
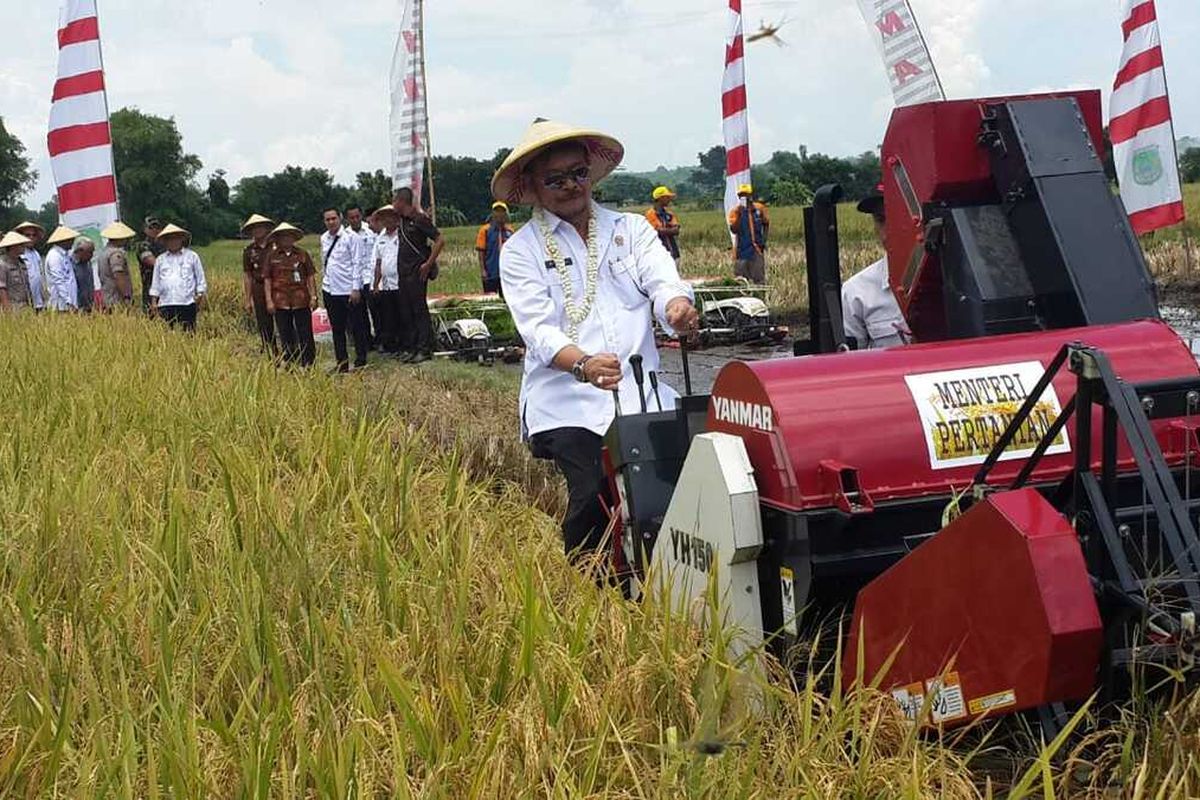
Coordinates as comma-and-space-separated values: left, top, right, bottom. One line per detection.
846, 489, 1103, 726
707, 320, 1198, 511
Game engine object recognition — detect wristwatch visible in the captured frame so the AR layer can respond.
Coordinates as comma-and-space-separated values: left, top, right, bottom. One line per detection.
571, 355, 593, 383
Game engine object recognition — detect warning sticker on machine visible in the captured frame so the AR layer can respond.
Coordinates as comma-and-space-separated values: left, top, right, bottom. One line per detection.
904, 361, 1070, 470
891, 672, 968, 725
969, 689, 1017, 716
780, 567, 798, 637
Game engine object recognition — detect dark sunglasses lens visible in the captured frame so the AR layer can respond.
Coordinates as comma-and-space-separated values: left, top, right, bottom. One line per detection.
543, 167, 591, 190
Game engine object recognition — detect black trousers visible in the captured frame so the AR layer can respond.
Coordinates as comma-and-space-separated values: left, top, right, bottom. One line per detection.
482, 276, 504, 297
252, 294, 276, 352
160, 304, 198, 333
275, 307, 316, 367
530, 428, 613, 564
372, 290, 403, 353
323, 291, 370, 370
397, 275, 433, 355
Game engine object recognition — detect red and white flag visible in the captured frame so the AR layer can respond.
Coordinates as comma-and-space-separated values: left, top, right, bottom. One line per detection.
48, 0, 119, 234
390, 0, 429, 207
856, 0, 944, 107
722, 0, 751, 218
1110, 0, 1185, 235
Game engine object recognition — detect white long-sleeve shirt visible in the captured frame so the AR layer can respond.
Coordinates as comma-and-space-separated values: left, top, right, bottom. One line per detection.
320, 228, 364, 296
45, 245, 77, 311
372, 230, 400, 291
500, 203, 694, 439
348, 225, 377, 287
20, 249, 46, 310
150, 248, 207, 307
841, 258, 909, 350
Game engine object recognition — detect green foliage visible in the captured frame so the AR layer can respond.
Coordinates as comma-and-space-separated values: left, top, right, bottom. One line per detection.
691, 145, 728, 197
1182, 148, 1200, 184
428, 149, 511, 224
110, 107, 233, 244
232, 166, 350, 233
0, 117, 37, 222
595, 172, 656, 205
353, 169, 393, 211
206, 169, 230, 209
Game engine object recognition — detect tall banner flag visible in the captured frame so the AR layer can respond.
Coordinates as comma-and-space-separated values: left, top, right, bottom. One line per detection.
723, 0, 751, 219
390, 0, 429, 207
1110, 0, 1185, 235
49, 0, 119, 234
855, 0, 945, 107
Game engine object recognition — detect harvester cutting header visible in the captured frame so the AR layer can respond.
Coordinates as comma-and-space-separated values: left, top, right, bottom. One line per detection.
604, 90, 1200, 732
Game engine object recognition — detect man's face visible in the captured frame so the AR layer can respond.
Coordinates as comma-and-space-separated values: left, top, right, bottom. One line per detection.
367, 215, 382, 234
75, 243, 95, 262
146, 224, 162, 240
347, 208, 363, 229
162, 235, 184, 253
250, 223, 272, 243
19, 228, 43, 245
324, 211, 342, 235
393, 194, 414, 216
874, 215, 887, 249
492, 208, 508, 225
531, 148, 592, 221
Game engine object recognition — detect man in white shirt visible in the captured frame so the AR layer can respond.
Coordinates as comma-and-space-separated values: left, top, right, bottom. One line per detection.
371, 205, 403, 355
44, 225, 79, 312
149, 223, 207, 332
14, 222, 48, 312
319, 207, 370, 373
495, 119, 700, 567
842, 184, 910, 350
346, 205, 379, 350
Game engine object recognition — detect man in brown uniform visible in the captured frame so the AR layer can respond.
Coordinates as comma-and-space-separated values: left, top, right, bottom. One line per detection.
99, 222, 136, 308
0, 231, 34, 311
241, 214, 277, 352
262, 223, 318, 367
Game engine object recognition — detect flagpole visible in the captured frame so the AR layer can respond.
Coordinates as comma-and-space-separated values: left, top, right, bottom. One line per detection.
418, 0, 437, 226
1149, 0, 1192, 275
92, 0, 120, 222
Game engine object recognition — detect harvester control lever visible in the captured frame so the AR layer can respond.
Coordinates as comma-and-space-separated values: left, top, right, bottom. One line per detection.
680, 340, 693, 396
648, 371, 664, 412
630, 355, 648, 414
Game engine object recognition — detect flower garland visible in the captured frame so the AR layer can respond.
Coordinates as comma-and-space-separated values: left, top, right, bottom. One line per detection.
535, 207, 600, 342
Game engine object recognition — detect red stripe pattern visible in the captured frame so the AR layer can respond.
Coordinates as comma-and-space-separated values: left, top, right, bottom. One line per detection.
1109, 95, 1171, 145
47, 121, 112, 157
52, 70, 105, 101
1128, 202, 1185, 233
722, 0, 751, 214
49, 2, 118, 221
58, 16, 98, 47
1122, 1, 1156, 40
1114, 45, 1163, 90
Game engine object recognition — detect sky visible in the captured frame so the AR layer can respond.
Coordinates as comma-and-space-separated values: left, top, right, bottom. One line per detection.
2, 0, 1198, 206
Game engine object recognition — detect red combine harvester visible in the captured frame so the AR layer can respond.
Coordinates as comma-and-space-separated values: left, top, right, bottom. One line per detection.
603, 91, 1200, 731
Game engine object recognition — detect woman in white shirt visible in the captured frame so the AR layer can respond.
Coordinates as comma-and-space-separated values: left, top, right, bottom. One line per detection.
149, 223, 207, 332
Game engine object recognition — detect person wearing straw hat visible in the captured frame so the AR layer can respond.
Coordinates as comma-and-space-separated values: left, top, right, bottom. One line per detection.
728, 183, 769, 284
44, 225, 80, 311
0, 231, 35, 311
262, 223, 318, 367
241, 213, 278, 352
14, 221, 48, 312
475, 201, 514, 296
149, 223, 207, 332
99, 222, 137, 308
645, 186, 682, 265
492, 118, 699, 569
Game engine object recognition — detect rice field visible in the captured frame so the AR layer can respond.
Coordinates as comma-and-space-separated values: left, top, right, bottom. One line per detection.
2, 192, 1199, 796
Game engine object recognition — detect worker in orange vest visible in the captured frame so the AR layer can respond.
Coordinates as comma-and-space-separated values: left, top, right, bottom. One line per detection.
645, 186, 682, 265
728, 184, 770, 284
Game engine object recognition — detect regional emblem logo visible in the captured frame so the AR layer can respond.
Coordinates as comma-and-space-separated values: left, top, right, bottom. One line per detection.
1133, 145, 1165, 186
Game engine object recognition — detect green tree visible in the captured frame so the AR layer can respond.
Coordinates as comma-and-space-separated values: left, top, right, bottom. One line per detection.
769, 177, 814, 207
207, 169, 230, 209
232, 167, 350, 232
429, 149, 510, 223
595, 173, 655, 206
111, 108, 203, 229
1182, 148, 1200, 184
352, 170, 393, 211
691, 146, 727, 196
0, 117, 37, 220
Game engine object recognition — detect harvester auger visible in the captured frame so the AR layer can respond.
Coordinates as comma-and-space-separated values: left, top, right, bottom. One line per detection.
600, 90, 1200, 730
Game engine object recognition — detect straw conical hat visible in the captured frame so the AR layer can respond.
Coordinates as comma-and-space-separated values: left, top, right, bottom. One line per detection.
0, 231, 32, 249
159, 223, 190, 238
491, 118, 624, 206
14, 220, 45, 235
268, 222, 304, 240
241, 213, 275, 233
46, 225, 80, 245
374, 204, 398, 216
101, 221, 137, 240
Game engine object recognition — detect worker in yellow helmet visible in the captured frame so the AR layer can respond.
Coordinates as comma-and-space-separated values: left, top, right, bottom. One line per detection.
645, 186, 682, 265
728, 184, 770, 284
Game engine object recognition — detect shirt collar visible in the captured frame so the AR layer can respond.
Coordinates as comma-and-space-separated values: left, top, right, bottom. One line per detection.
537, 202, 617, 239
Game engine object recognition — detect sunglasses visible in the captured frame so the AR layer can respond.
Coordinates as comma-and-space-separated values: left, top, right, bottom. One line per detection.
542, 166, 592, 191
